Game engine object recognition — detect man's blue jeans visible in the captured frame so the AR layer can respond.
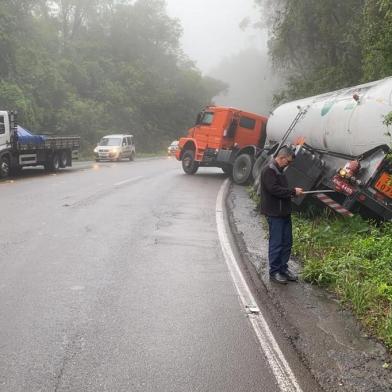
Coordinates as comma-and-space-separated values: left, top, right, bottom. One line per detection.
266, 216, 292, 275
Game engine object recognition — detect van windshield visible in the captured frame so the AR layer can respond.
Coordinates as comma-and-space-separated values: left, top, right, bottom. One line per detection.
99, 138, 121, 146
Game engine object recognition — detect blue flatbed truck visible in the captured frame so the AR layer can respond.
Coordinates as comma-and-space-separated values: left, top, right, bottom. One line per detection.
0, 111, 80, 178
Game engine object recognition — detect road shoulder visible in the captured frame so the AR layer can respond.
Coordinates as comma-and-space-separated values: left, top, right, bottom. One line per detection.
227, 183, 392, 392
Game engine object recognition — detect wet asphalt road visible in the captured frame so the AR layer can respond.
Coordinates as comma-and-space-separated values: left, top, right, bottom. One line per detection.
0, 158, 318, 392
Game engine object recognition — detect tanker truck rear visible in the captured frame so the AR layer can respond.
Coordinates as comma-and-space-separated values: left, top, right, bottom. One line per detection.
261, 77, 392, 220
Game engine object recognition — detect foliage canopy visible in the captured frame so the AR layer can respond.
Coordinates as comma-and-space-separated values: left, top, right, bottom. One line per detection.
255, 0, 392, 103
0, 0, 227, 153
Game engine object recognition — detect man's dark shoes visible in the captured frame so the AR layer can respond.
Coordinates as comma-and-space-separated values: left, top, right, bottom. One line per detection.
270, 272, 288, 284
283, 270, 298, 282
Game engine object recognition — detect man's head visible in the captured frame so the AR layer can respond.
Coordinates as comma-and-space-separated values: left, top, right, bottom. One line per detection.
274, 147, 294, 169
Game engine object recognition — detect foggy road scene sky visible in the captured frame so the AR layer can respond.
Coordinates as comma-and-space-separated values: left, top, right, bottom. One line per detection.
165, 0, 275, 113
165, 0, 266, 72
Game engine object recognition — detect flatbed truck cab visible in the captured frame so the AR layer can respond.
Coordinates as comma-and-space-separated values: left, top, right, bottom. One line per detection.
176, 106, 268, 184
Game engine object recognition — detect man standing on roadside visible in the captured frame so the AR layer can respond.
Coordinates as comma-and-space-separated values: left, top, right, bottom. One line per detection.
260, 147, 304, 284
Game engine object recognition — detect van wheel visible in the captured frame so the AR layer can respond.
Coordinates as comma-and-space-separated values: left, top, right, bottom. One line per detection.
129, 152, 135, 161
0, 156, 10, 178
233, 153, 253, 184
182, 150, 199, 175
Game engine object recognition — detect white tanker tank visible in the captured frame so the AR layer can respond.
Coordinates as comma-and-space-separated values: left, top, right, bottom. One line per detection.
257, 77, 392, 220
266, 77, 392, 156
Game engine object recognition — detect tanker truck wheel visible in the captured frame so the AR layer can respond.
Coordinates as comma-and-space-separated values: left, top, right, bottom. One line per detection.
0, 156, 10, 178
182, 150, 199, 175
232, 153, 253, 185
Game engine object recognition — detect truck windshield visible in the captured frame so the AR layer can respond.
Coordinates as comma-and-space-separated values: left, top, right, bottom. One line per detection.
99, 138, 121, 146
201, 112, 214, 125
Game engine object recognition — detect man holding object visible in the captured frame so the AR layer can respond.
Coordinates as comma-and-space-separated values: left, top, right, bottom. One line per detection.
260, 147, 304, 284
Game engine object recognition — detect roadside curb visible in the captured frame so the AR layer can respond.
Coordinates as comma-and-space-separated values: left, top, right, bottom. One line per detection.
225, 181, 392, 392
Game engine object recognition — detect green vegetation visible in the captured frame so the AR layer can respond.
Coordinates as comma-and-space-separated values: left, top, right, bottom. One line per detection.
254, 0, 392, 102
0, 0, 226, 153
247, 185, 392, 349
292, 213, 392, 349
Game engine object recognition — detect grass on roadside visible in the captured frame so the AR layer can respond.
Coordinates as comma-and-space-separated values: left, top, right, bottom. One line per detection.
292, 213, 392, 350
246, 186, 392, 350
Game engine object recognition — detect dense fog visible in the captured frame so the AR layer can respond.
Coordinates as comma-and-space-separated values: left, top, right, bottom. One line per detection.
165, 0, 277, 114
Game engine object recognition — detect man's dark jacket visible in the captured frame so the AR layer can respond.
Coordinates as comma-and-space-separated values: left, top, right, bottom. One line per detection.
260, 160, 296, 217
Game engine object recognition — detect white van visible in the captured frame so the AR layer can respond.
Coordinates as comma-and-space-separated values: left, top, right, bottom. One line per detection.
94, 134, 135, 162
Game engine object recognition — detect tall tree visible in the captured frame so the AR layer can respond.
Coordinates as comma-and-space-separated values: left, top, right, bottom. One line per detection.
255, 0, 365, 102
0, 0, 226, 152
362, 0, 392, 81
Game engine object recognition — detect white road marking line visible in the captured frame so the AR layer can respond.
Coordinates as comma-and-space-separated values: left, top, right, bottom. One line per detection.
113, 176, 143, 186
216, 179, 303, 392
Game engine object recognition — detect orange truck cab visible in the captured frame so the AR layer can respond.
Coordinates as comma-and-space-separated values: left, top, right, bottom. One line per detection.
176, 106, 268, 184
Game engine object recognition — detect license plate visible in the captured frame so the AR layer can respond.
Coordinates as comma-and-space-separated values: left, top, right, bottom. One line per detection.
374, 172, 392, 199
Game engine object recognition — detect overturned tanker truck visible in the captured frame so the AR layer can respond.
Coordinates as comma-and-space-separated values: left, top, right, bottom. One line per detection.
254, 77, 392, 220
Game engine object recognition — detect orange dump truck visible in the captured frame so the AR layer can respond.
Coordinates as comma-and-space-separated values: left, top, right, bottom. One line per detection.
175, 106, 268, 184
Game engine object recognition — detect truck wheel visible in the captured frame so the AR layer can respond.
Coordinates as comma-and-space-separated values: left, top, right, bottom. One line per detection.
233, 153, 253, 185
59, 151, 68, 168
182, 150, 199, 175
0, 156, 10, 178
47, 153, 60, 171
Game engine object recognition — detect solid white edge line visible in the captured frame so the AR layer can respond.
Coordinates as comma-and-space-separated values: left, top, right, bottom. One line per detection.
216, 179, 303, 392
113, 176, 143, 186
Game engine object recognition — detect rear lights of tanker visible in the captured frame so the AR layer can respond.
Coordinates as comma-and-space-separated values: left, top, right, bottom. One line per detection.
333, 160, 361, 196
